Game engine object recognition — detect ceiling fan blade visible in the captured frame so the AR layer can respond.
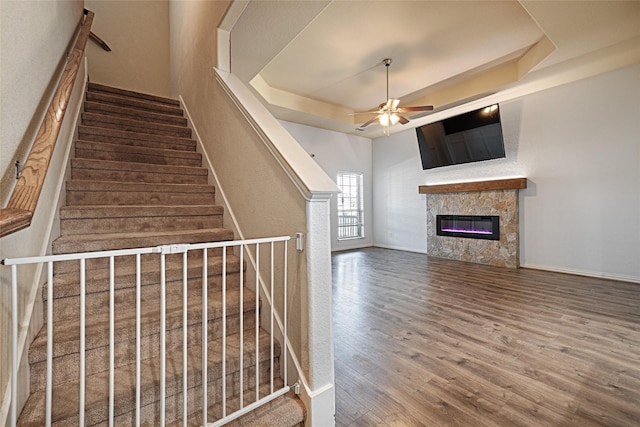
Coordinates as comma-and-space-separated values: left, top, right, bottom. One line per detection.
348, 110, 380, 115
397, 105, 434, 112
359, 115, 382, 128
397, 115, 410, 125
390, 99, 400, 109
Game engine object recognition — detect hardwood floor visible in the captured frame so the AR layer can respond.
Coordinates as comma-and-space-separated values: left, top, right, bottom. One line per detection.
332, 248, 640, 426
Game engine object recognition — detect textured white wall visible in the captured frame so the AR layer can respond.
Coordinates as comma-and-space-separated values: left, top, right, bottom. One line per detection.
372, 131, 430, 253
516, 64, 639, 281
85, 0, 171, 97
280, 121, 373, 252
0, 0, 83, 205
372, 64, 640, 282
0, 0, 85, 420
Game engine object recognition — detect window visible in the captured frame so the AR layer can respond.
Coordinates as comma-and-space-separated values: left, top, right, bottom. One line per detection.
337, 172, 364, 239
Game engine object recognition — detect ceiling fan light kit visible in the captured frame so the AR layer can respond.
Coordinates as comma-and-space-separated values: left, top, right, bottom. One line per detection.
354, 58, 434, 135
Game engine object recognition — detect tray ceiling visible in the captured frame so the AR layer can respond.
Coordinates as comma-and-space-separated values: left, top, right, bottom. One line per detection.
225, 0, 640, 137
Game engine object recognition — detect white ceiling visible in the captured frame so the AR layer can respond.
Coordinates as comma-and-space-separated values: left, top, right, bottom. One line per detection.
225, 0, 640, 138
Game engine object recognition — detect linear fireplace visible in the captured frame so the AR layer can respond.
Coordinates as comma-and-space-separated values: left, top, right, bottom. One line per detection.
436, 215, 500, 240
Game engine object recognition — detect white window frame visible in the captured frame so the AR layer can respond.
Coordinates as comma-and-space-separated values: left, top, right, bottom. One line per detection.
337, 171, 364, 240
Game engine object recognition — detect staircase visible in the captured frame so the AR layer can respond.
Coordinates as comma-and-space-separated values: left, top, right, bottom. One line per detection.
16, 83, 305, 426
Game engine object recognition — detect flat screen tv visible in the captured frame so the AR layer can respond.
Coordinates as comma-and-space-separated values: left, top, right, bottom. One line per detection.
416, 104, 505, 170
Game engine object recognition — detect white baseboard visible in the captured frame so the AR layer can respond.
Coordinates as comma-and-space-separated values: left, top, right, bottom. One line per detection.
520, 263, 640, 284
331, 242, 373, 252
372, 243, 429, 254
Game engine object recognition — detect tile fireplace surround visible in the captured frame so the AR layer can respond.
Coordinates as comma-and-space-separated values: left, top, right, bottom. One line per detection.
419, 178, 527, 268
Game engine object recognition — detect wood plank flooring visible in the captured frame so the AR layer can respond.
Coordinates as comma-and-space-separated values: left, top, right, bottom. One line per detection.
332, 248, 640, 426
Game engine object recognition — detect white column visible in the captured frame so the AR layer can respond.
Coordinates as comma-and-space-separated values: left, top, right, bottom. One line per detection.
302, 192, 335, 427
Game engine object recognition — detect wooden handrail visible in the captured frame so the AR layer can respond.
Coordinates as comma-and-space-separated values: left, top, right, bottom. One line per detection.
0, 10, 95, 238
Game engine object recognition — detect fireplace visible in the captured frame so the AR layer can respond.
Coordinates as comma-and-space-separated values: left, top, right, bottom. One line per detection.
436, 215, 500, 240
420, 178, 526, 268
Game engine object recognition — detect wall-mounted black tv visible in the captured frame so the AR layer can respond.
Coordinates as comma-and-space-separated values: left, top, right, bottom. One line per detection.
416, 104, 505, 170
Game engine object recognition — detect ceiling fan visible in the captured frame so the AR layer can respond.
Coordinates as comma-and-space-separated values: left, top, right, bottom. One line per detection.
353, 58, 434, 135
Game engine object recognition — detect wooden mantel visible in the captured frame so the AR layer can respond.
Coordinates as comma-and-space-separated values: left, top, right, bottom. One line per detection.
418, 178, 527, 194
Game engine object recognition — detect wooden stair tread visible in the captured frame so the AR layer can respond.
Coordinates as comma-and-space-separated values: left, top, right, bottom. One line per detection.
71, 158, 208, 176
84, 100, 188, 126
50, 250, 239, 282
65, 179, 214, 194
88, 82, 181, 107
49, 249, 235, 280
59, 205, 223, 234
52, 228, 234, 254
81, 112, 192, 138
59, 205, 223, 219
52, 228, 233, 243
30, 286, 257, 361
20, 329, 279, 427
75, 139, 201, 162
85, 91, 183, 117
77, 125, 196, 151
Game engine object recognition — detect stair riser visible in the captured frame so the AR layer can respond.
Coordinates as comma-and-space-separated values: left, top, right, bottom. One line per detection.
46, 272, 243, 323
51, 249, 230, 275
30, 312, 257, 392
74, 139, 202, 163
78, 126, 196, 151
82, 113, 192, 139
84, 101, 188, 127
88, 83, 181, 107
60, 205, 222, 220
35, 301, 255, 363
66, 188, 215, 207
49, 261, 240, 298
70, 167, 208, 185
75, 146, 202, 167
60, 214, 222, 235
38, 360, 276, 426
86, 91, 184, 116
115, 362, 278, 426
51, 230, 233, 255
71, 158, 207, 177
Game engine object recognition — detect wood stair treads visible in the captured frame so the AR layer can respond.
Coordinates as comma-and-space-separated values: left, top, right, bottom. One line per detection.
85, 88, 183, 117
52, 228, 234, 254
59, 205, 223, 234
66, 180, 216, 206
70, 158, 208, 185
77, 125, 196, 151
44, 254, 243, 323
30, 286, 258, 389
83, 101, 188, 126
87, 82, 181, 107
74, 140, 202, 167
51, 247, 236, 275
20, 329, 279, 427
18, 82, 305, 426
81, 111, 192, 138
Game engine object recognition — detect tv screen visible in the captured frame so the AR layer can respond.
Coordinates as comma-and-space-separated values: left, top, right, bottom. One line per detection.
416, 104, 505, 170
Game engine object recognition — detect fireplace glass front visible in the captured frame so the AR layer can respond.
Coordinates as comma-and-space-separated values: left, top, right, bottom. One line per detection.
436, 215, 500, 240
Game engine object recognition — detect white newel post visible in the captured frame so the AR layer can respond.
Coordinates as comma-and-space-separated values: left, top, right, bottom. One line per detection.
302, 192, 336, 427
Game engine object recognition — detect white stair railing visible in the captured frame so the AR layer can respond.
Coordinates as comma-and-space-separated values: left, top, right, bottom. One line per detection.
2, 235, 295, 426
